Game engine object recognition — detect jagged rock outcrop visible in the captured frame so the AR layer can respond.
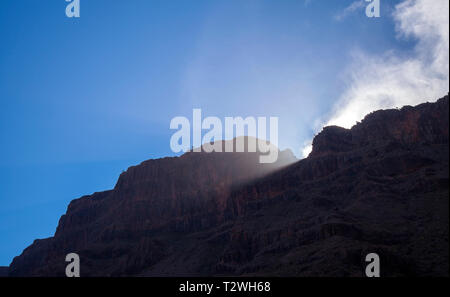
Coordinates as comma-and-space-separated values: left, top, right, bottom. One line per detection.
310, 96, 449, 157
8, 94, 449, 277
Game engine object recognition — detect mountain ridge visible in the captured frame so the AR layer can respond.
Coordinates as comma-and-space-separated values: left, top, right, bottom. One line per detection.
8, 93, 449, 276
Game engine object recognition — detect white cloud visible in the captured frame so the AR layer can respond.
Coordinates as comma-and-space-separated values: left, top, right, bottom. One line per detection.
334, 1, 366, 21
301, 141, 313, 158
302, 0, 449, 158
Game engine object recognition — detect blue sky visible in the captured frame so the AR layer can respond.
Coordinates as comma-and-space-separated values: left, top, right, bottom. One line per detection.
0, 0, 448, 265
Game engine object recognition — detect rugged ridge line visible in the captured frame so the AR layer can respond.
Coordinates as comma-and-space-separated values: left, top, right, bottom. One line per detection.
8, 93, 449, 277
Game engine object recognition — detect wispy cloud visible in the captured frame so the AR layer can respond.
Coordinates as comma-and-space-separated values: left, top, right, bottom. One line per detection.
303, 0, 449, 157
304, 0, 313, 7
334, 0, 366, 21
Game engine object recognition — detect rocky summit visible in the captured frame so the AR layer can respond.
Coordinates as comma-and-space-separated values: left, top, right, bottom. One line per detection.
8, 94, 449, 277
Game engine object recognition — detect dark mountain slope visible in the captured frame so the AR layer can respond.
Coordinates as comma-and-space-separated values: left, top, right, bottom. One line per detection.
221, 95, 449, 276
8, 140, 296, 276
8, 94, 449, 277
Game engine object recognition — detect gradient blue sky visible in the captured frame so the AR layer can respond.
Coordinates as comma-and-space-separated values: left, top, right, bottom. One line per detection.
0, 0, 426, 265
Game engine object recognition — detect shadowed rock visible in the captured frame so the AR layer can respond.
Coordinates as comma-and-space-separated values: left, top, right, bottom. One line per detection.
8, 94, 449, 277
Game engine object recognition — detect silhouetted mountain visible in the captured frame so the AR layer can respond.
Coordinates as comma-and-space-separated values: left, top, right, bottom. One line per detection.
8, 94, 449, 277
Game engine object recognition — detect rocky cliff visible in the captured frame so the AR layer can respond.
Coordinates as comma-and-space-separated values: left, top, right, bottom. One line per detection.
8, 94, 449, 277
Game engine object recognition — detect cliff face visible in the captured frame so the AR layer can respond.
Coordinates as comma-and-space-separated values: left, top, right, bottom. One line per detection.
8, 94, 449, 277
223, 95, 449, 276
9, 140, 297, 277
311, 97, 449, 158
